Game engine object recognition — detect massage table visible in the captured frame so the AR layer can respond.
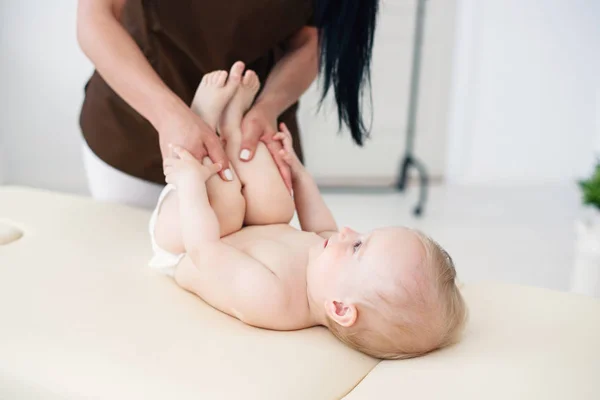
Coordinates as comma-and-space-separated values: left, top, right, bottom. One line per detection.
1, 186, 599, 399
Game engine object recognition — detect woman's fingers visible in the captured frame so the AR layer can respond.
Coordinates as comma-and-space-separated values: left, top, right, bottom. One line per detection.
239, 119, 263, 162
203, 134, 233, 181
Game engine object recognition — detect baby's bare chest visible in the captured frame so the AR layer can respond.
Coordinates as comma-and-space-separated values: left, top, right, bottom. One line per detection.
223, 225, 316, 276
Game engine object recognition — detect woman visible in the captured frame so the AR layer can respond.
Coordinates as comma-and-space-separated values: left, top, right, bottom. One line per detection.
77, 0, 379, 208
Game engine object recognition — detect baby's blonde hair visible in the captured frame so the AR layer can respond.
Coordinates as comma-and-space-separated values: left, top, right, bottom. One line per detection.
327, 230, 468, 360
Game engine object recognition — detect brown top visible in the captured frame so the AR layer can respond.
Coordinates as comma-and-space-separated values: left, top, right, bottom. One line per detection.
80, 0, 314, 184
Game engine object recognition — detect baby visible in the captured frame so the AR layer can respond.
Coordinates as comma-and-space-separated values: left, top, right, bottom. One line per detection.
149, 61, 468, 359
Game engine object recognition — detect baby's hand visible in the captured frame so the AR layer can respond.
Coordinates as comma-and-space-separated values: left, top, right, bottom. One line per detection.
273, 123, 304, 178
163, 145, 222, 189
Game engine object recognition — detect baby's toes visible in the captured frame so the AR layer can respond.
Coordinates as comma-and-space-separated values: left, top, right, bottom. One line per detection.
199, 73, 210, 87
242, 70, 253, 85
243, 70, 260, 90
215, 71, 228, 87
209, 71, 221, 85
227, 61, 245, 85
202, 72, 216, 86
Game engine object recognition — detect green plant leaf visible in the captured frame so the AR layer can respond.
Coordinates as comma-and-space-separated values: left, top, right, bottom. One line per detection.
579, 163, 600, 210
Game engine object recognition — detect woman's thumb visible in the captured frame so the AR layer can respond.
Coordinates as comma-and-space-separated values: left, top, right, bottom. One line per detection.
240, 121, 262, 162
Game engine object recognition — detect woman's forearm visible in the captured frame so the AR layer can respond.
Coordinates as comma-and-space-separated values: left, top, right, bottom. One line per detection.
77, 0, 187, 130
253, 27, 319, 117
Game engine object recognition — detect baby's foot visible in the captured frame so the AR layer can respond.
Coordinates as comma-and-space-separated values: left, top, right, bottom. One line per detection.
218, 70, 261, 139
190, 61, 245, 130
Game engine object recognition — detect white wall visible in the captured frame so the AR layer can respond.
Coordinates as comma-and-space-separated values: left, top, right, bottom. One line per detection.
0, 0, 93, 194
596, 87, 600, 155
0, 144, 4, 185
447, 0, 600, 184
0, 0, 8, 185
0, 113, 5, 184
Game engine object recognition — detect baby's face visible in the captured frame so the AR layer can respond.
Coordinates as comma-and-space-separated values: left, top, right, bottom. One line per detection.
307, 226, 425, 310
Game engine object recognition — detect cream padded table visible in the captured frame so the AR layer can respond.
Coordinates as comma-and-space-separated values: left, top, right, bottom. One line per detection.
1, 186, 599, 399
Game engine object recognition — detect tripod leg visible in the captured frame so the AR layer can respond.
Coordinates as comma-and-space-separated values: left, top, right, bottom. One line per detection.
397, 156, 412, 191
396, 155, 429, 217
412, 158, 428, 216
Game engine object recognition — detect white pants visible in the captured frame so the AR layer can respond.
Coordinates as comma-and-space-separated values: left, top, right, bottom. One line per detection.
82, 143, 164, 209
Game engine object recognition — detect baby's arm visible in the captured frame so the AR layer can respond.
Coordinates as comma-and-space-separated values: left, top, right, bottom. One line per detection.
274, 124, 338, 234
164, 147, 288, 328
165, 149, 221, 248
293, 169, 338, 234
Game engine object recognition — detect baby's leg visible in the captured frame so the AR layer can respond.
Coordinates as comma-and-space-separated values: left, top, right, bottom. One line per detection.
219, 71, 295, 226
193, 68, 247, 236
154, 63, 246, 254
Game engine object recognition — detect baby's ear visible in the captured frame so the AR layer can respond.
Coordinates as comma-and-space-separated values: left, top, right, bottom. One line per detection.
325, 300, 357, 327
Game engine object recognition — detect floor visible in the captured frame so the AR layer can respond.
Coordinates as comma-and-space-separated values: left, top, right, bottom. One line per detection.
295, 182, 582, 293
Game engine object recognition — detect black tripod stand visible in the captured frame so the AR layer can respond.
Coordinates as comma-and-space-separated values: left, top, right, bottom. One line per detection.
396, 0, 429, 217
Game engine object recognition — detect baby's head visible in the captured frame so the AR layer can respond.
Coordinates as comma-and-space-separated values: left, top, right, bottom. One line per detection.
307, 226, 467, 359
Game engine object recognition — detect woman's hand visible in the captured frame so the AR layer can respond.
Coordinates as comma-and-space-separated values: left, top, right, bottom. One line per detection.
157, 106, 233, 182
237, 27, 318, 193
78, 0, 232, 183
163, 145, 222, 189
240, 105, 292, 192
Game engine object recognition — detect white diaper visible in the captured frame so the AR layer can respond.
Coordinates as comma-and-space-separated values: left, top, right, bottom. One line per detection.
148, 184, 184, 277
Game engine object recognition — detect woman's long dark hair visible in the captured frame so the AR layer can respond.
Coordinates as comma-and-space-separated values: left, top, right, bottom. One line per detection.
314, 0, 379, 146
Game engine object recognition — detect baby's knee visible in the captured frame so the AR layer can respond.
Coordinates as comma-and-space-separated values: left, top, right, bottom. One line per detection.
208, 179, 246, 237
214, 193, 245, 236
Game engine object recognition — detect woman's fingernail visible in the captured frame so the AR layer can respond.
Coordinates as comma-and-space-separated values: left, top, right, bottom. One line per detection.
240, 149, 251, 161
290, 189, 294, 197
224, 169, 233, 181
